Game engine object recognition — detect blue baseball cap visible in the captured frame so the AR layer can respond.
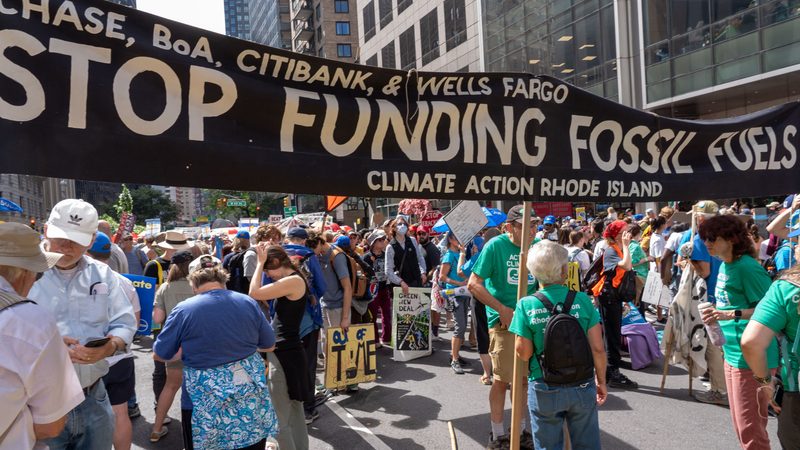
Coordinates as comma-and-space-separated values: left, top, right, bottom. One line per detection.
789, 227, 800, 239
784, 194, 796, 209
543, 215, 556, 225
236, 230, 250, 239
634, 213, 644, 221
89, 231, 111, 255
335, 235, 351, 248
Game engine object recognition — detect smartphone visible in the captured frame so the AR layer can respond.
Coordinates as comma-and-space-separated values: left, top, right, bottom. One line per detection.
84, 337, 110, 348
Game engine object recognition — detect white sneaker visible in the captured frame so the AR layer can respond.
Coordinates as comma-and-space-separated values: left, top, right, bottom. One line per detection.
694, 390, 728, 406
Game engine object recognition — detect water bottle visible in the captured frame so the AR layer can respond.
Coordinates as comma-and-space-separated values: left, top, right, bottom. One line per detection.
698, 302, 726, 347
440, 285, 471, 299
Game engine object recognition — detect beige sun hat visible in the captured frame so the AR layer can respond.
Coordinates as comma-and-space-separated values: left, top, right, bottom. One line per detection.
156, 230, 190, 251
0, 223, 62, 272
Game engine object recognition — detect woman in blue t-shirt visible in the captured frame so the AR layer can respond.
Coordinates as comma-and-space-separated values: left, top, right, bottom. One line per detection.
439, 232, 470, 375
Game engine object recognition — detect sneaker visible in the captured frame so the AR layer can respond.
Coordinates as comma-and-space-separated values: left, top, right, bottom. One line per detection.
486, 433, 510, 450
304, 409, 320, 425
694, 390, 728, 406
608, 372, 639, 389
127, 404, 140, 419
520, 430, 534, 450
451, 360, 465, 375
149, 426, 168, 443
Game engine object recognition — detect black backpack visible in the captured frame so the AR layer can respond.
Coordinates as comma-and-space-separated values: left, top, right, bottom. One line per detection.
762, 243, 790, 280
226, 250, 250, 294
534, 291, 595, 385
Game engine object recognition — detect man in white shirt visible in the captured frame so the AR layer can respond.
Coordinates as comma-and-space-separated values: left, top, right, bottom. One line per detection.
97, 220, 129, 274
0, 223, 84, 449
29, 199, 137, 450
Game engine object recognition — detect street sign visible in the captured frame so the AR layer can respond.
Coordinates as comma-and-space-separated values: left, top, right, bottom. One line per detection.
284, 206, 298, 217
269, 215, 282, 224
227, 199, 247, 207
419, 210, 443, 228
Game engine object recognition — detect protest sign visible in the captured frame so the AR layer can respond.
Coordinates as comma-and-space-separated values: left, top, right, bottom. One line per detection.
565, 261, 581, 292
268, 215, 282, 224
324, 325, 378, 390
443, 201, 489, 246
2, 0, 799, 201
392, 287, 432, 362
145, 218, 161, 236
642, 270, 671, 307
239, 217, 259, 233
123, 274, 157, 334
419, 210, 443, 229
575, 207, 586, 222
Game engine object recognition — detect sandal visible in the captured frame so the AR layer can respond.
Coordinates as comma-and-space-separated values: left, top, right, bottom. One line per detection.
150, 426, 168, 443
480, 375, 493, 385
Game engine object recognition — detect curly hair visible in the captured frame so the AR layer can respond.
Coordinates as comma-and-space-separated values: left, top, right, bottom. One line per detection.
698, 215, 756, 260
254, 224, 282, 244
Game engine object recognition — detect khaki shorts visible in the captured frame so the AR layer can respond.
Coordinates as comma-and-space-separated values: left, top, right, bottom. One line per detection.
489, 324, 526, 383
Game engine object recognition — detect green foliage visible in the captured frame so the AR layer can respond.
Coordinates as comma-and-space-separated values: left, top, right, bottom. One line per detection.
129, 186, 179, 225
113, 184, 133, 216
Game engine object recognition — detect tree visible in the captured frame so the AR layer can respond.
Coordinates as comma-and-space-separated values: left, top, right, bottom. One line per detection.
129, 186, 178, 225
113, 184, 133, 216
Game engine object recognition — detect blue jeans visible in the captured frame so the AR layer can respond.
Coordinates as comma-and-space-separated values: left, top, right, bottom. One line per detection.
527, 379, 600, 450
44, 381, 114, 450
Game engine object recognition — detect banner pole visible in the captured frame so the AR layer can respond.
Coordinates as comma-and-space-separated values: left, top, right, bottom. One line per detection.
510, 202, 533, 450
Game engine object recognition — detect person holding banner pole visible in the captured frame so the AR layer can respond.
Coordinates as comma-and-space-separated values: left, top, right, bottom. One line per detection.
250, 244, 312, 450
468, 205, 537, 449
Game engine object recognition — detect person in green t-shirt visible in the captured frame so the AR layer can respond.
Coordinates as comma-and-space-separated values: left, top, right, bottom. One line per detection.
509, 241, 606, 449
699, 215, 778, 450
467, 205, 538, 448
743, 238, 800, 449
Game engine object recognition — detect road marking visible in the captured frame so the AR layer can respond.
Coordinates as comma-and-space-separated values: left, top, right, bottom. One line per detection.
326, 398, 392, 450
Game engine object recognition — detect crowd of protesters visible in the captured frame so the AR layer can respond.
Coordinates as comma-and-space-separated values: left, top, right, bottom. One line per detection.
1, 194, 798, 450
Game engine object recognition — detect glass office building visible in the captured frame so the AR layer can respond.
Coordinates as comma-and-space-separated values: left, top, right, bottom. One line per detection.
483, 0, 619, 100
108, 0, 136, 7
643, 0, 800, 106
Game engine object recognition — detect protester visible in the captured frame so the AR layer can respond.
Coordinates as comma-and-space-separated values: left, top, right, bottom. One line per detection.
627, 223, 650, 314
97, 220, 129, 274
698, 215, 778, 450
440, 232, 470, 375
87, 232, 141, 450
250, 244, 312, 450
590, 219, 639, 389
222, 230, 252, 293
0, 223, 84, 448
510, 241, 606, 449
363, 230, 391, 346
565, 230, 591, 281
120, 233, 147, 276
416, 225, 441, 335
648, 216, 669, 322
149, 250, 195, 442
29, 199, 137, 449
742, 229, 800, 449
468, 205, 538, 449
335, 234, 375, 326
154, 265, 278, 450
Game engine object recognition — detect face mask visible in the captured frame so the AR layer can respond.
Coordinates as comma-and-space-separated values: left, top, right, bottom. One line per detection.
396, 224, 408, 235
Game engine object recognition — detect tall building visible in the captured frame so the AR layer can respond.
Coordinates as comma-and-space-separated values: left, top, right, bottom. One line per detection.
0, 175, 74, 227
249, 0, 292, 49
357, 0, 483, 72
108, 0, 137, 7
292, 0, 360, 61
224, 0, 252, 40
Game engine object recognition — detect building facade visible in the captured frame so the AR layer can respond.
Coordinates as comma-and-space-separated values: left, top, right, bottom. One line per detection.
225, 0, 252, 40
248, 0, 293, 48
356, 0, 483, 72
0, 175, 75, 227
291, 0, 360, 61
108, 0, 137, 7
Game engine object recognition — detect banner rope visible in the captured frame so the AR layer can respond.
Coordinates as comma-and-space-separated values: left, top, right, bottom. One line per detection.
404, 68, 420, 135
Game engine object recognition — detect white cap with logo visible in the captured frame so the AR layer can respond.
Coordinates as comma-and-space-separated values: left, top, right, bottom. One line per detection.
45, 199, 99, 247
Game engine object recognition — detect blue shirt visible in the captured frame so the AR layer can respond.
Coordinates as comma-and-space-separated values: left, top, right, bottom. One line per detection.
681, 231, 722, 302
154, 289, 275, 409
320, 246, 351, 309
441, 250, 464, 289
775, 243, 794, 271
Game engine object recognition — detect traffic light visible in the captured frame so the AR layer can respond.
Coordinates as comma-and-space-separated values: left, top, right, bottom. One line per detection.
29, 217, 35, 229
283, 197, 290, 207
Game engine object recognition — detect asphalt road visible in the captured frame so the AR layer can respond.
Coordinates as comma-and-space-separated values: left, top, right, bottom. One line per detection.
130, 321, 779, 450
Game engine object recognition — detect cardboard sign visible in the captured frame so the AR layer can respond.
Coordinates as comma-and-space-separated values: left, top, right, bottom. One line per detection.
575, 207, 586, 222
268, 215, 282, 224
123, 274, 157, 335
145, 218, 161, 236
641, 270, 671, 307
442, 201, 489, 246
566, 261, 581, 291
392, 287, 432, 362
324, 325, 377, 390
419, 210, 443, 228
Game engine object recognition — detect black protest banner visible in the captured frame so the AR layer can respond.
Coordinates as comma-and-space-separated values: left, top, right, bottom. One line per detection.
1, 0, 799, 201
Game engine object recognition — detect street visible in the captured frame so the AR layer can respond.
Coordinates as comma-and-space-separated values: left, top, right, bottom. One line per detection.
129, 322, 779, 450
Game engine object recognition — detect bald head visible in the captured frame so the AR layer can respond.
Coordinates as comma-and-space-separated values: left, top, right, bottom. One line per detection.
97, 220, 112, 236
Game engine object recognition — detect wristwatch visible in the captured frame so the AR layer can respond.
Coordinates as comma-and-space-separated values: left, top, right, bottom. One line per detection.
734, 310, 742, 322
753, 374, 772, 385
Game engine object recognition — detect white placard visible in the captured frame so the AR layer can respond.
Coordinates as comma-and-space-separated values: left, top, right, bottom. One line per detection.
392, 287, 432, 362
442, 201, 489, 245
642, 270, 671, 307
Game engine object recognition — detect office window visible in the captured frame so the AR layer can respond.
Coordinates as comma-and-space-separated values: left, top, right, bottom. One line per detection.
420, 9, 440, 65
444, 0, 466, 51
399, 26, 416, 70
379, 0, 393, 28
335, 0, 349, 13
316, 4, 321, 20
398, 0, 412, 14
363, 1, 376, 41
381, 41, 396, 69
335, 21, 351, 35
366, 54, 378, 66
337, 43, 353, 57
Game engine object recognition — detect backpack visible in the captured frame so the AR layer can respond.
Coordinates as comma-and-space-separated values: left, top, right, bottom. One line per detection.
226, 250, 250, 294
583, 251, 606, 294
331, 246, 369, 300
534, 291, 595, 385
762, 243, 790, 280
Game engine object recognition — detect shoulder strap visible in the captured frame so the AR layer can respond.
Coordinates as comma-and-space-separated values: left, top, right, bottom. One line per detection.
533, 292, 557, 315
562, 290, 577, 314
0, 290, 33, 312
155, 259, 164, 284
